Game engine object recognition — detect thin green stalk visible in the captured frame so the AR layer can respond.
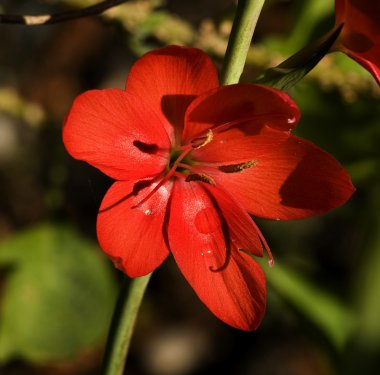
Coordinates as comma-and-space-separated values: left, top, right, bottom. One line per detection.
220, 0, 266, 85
101, 273, 152, 375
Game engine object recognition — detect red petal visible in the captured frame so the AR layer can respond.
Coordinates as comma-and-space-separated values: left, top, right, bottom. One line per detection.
205, 135, 355, 220
63, 89, 170, 180
334, 0, 345, 23
183, 84, 300, 143
344, 51, 380, 84
168, 178, 266, 330
126, 46, 219, 143
335, 0, 380, 84
97, 180, 171, 277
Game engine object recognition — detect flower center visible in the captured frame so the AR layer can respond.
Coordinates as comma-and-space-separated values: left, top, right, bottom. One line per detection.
168, 149, 191, 173
131, 128, 274, 268
132, 130, 214, 209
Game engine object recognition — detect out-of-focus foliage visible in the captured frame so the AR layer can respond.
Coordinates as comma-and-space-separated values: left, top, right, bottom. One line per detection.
0, 87, 45, 127
260, 259, 356, 349
0, 224, 116, 363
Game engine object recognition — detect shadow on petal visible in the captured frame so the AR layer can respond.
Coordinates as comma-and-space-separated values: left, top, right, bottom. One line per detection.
161, 94, 197, 134
343, 31, 373, 53
279, 152, 353, 211
99, 179, 154, 213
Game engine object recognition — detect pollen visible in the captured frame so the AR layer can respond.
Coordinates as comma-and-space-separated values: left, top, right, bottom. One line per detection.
186, 173, 216, 185
218, 160, 258, 173
191, 129, 214, 149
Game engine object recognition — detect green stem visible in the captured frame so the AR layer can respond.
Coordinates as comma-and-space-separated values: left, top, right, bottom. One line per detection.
101, 273, 152, 375
220, 0, 266, 85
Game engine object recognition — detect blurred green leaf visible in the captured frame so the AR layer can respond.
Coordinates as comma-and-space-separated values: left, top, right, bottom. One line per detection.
128, 11, 169, 55
346, 158, 380, 186
0, 224, 117, 364
262, 260, 357, 348
286, 0, 334, 51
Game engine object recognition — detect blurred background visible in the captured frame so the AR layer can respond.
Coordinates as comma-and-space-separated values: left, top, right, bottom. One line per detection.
0, 0, 379, 374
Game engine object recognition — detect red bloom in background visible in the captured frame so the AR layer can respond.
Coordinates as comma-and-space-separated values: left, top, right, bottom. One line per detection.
63, 46, 354, 331
334, 0, 380, 84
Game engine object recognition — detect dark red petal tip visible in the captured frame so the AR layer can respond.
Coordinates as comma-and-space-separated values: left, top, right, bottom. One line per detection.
334, 0, 380, 84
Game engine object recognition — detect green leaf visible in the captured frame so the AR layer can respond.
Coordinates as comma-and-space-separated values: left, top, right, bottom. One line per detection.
0, 224, 117, 364
255, 25, 343, 92
261, 260, 357, 349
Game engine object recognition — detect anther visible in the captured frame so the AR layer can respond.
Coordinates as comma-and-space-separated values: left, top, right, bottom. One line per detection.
191, 129, 213, 149
186, 173, 216, 185
218, 160, 258, 173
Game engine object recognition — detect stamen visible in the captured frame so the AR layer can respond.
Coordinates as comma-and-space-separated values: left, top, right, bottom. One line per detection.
191, 129, 213, 149
132, 129, 215, 208
189, 113, 294, 141
186, 173, 216, 185
218, 160, 258, 173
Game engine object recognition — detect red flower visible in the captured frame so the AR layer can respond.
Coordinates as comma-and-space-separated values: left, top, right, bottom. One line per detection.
63, 46, 354, 331
334, 0, 380, 84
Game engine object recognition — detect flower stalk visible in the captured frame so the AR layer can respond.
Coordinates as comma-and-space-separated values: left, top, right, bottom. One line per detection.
101, 274, 152, 375
220, 0, 266, 85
